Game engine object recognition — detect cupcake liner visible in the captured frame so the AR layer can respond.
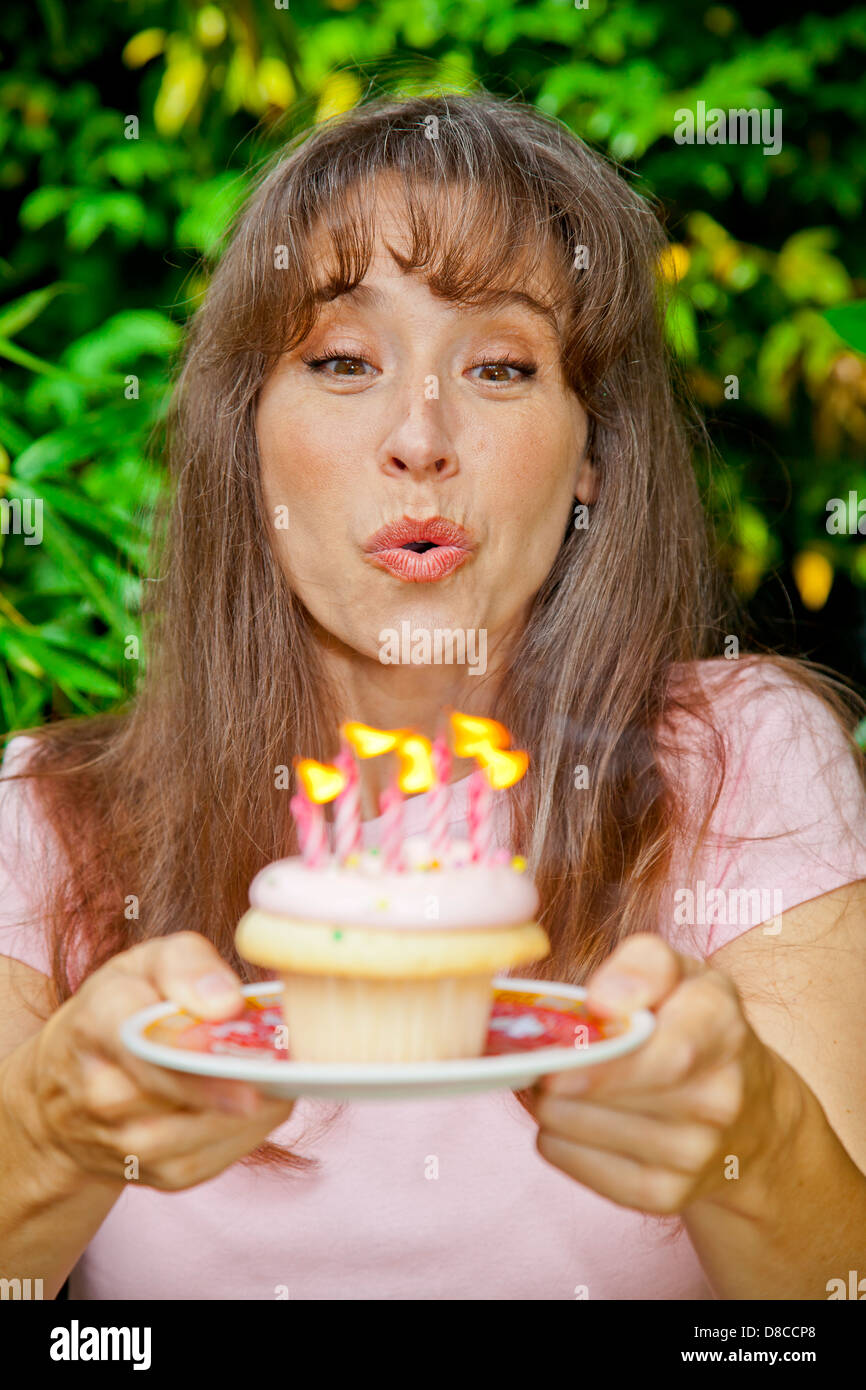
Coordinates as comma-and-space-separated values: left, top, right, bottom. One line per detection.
278, 971, 496, 1062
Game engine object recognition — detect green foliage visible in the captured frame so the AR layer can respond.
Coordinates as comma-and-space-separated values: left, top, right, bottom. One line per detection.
2, 1, 866, 732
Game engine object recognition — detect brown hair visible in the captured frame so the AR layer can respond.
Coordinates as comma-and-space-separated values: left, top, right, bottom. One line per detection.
4, 91, 866, 1173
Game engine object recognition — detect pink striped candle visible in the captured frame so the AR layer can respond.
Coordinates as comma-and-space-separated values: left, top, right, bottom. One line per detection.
290, 792, 326, 868
379, 781, 405, 872
428, 734, 451, 864
333, 746, 362, 863
467, 765, 494, 864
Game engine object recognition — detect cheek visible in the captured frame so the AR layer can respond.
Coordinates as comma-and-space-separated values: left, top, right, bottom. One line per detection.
476, 408, 578, 527
257, 388, 350, 513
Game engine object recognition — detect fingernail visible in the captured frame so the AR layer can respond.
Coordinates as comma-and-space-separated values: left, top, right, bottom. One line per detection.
590, 972, 647, 1009
194, 971, 240, 1001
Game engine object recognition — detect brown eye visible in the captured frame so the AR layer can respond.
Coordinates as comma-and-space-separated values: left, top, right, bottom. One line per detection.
466, 358, 537, 383
302, 354, 371, 377
330, 358, 367, 376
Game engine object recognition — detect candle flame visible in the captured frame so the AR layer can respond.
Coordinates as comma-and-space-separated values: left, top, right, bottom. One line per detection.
449, 711, 529, 788
397, 734, 435, 794
449, 711, 511, 757
340, 721, 407, 758
476, 745, 529, 790
296, 758, 348, 804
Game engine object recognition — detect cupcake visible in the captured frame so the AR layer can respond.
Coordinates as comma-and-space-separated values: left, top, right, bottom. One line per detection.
234, 833, 549, 1063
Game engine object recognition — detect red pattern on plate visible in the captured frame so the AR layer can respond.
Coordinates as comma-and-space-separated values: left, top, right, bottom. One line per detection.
157, 994, 618, 1061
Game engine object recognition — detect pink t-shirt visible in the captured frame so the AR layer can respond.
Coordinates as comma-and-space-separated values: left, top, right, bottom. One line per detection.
3, 657, 866, 1300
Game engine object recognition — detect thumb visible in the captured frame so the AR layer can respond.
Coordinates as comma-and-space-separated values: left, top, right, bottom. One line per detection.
116, 932, 247, 1020
585, 932, 701, 1015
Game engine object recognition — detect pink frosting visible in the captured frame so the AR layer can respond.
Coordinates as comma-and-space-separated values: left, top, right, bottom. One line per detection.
248, 833, 539, 930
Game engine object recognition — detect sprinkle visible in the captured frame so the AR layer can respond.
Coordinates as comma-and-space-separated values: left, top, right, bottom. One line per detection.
511, 855, 527, 872
374, 896, 389, 910
345, 853, 361, 867
332, 930, 343, 941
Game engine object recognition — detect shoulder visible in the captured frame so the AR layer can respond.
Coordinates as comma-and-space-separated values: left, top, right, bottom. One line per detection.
662, 655, 861, 775
1, 732, 41, 772
0, 733, 43, 833
0, 734, 58, 970
659, 657, 866, 956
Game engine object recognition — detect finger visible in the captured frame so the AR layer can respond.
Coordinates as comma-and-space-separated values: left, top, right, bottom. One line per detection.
79, 1095, 296, 1186
545, 972, 744, 1100
113, 933, 247, 1020
77, 1051, 264, 1122
535, 1129, 689, 1214
72, 943, 262, 1114
111, 1095, 296, 1169
119, 1050, 267, 1117
545, 1061, 745, 1126
529, 1092, 721, 1174
584, 933, 703, 1016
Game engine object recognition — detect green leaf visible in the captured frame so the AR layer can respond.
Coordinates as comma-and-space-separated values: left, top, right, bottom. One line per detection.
34, 510, 131, 632
0, 630, 123, 698
824, 302, 866, 355
663, 293, 699, 361
18, 186, 75, 231
173, 173, 248, 257
0, 337, 123, 388
66, 193, 149, 252
64, 311, 181, 377
0, 283, 76, 339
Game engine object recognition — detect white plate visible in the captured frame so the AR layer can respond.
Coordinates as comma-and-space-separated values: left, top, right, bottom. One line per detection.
120, 977, 655, 1101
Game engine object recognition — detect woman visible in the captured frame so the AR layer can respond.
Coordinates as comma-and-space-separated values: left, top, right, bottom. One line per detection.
2, 92, 866, 1301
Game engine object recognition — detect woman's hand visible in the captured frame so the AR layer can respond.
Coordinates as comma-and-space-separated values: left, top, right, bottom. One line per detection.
12, 932, 295, 1192
526, 933, 794, 1214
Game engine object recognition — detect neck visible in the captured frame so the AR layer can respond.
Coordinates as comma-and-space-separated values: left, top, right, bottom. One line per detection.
311, 616, 520, 820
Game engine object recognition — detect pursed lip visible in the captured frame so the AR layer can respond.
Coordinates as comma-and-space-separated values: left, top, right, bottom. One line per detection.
362, 515, 476, 583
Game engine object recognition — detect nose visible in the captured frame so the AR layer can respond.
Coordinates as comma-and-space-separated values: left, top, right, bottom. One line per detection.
377, 390, 459, 481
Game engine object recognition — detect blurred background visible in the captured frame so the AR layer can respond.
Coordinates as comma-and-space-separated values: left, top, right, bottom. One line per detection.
1, 0, 866, 736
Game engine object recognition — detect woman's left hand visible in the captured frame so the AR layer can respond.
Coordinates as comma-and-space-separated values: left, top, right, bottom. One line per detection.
526, 933, 792, 1214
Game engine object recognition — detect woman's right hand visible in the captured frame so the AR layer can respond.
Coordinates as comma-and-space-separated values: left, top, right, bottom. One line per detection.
12, 932, 296, 1191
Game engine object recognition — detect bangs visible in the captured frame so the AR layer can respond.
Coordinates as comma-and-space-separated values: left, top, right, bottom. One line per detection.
217, 94, 664, 412
294, 171, 575, 342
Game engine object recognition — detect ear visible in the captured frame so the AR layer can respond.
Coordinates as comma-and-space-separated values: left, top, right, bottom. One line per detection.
575, 454, 599, 506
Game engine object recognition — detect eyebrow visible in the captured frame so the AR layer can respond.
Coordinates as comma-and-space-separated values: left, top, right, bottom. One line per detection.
313, 281, 561, 334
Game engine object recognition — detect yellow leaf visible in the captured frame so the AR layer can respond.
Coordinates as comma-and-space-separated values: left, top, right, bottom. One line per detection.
658, 244, 690, 284
792, 550, 834, 611
223, 45, 255, 114
122, 29, 166, 69
257, 57, 295, 109
315, 72, 362, 124
732, 554, 763, 599
154, 55, 207, 136
196, 6, 227, 48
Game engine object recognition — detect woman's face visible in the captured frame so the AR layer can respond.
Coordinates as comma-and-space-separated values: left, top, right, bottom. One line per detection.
256, 185, 595, 679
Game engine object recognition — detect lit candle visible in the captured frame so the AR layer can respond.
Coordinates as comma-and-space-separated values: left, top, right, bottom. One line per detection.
467, 764, 494, 864
333, 744, 362, 864
449, 712, 529, 865
295, 758, 347, 868
428, 734, 452, 864
340, 722, 409, 870
290, 791, 325, 868
379, 782, 405, 872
